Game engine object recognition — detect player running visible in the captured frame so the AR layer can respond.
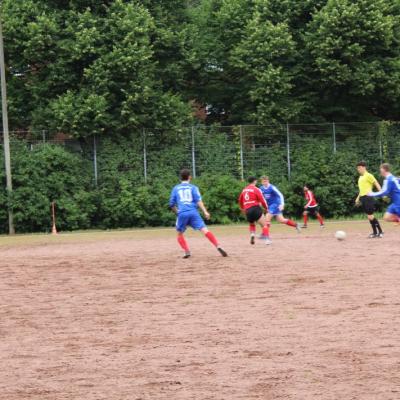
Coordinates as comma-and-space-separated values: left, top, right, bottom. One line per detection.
367, 163, 400, 223
259, 176, 301, 238
169, 169, 228, 258
238, 176, 271, 245
302, 185, 325, 228
355, 161, 384, 238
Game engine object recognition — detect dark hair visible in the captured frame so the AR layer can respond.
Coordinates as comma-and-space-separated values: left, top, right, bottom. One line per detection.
381, 163, 390, 172
357, 161, 367, 167
248, 176, 257, 184
304, 184, 310, 190
180, 169, 191, 181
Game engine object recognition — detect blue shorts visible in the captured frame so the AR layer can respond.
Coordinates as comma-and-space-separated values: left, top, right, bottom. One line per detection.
268, 203, 282, 216
387, 203, 400, 217
176, 211, 206, 233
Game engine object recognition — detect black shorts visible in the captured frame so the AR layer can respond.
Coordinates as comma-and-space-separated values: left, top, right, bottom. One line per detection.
305, 206, 319, 215
246, 206, 263, 223
360, 195, 375, 215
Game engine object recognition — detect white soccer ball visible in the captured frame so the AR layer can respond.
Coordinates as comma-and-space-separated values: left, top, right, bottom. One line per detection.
335, 230, 347, 241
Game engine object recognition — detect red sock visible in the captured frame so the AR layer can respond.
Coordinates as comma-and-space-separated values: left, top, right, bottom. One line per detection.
177, 234, 189, 252
303, 214, 308, 225
286, 219, 297, 227
205, 231, 219, 247
317, 214, 324, 225
262, 225, 270, 237
249, 224, 256, 235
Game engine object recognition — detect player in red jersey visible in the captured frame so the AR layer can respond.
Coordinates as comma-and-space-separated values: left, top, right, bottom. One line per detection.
302, 185, 325, 228
239, 176, 271, 245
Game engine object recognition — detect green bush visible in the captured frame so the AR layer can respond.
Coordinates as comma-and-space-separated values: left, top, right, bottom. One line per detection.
0, 134, 398, 233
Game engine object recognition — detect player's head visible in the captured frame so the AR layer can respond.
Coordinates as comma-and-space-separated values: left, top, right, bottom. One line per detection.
180, 169, 191, 182
356, 161, 367, 175
260, 176, 269, 186
380, 163, 391, 177
303, 185, 310, 192
248, 176, 257, 185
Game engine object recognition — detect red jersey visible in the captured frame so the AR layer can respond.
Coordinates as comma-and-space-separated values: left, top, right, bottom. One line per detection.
304, 190, 318, 207
239, 184, 268, 210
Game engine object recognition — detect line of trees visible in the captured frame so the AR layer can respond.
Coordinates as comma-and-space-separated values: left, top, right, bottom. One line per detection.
2, 0, 400, 136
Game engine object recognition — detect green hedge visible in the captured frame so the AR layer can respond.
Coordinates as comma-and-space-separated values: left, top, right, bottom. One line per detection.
0, 138, 396, 233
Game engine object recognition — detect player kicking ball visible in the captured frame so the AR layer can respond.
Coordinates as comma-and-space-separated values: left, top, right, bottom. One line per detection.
238, 176, 271, 245
367, 163, 400, 224
302, 185, 325, 228
169, 169, 228, 259
259, 176, 301, 240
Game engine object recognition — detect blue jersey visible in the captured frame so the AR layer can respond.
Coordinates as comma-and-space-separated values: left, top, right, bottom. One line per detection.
370, 174, 400, 205
169, 182, 202, 214
260, 184, 284, 206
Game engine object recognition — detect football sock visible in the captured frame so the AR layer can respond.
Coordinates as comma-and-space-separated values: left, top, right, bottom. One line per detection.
177, 234, 189, 252
262, 225, 270, 237
286, 219, 297, 228
317, 214, 324, 225
205, 231, 219, 247
374, 218, 383, 234
303, 214, 308, 226
369, 219, 377, 235
249, 223, 256, 236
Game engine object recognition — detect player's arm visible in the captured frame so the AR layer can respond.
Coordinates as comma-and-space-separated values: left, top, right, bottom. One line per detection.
273, 185, 285, 210
238, 192, 245, 213
193, 186, 210, 219
368, 178, 389, 198
169, 188, 178, 214
373, 179, 382, 192
197, 201, 210, 220
257, 188, 268, 212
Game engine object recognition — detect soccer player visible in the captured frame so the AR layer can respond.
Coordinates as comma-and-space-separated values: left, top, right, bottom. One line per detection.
238, 176, 271, 245
259, 176, 301, 237
302, 185, 324, 228
367, 163, 400, 223
169, 169, 228, 258
355, 161, 383, 238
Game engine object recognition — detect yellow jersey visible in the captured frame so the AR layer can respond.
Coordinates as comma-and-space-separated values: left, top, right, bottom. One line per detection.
358, 172, 377, 196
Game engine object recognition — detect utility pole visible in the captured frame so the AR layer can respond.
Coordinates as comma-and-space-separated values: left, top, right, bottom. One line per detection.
0, 14, 15, 234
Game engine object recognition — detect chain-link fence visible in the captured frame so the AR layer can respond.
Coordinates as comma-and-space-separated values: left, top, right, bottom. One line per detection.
2, 122, 400, 186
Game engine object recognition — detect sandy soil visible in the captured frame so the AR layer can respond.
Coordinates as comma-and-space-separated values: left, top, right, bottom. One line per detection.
0, 223, 399, 399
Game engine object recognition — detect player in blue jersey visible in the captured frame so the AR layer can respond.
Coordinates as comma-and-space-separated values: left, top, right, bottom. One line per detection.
169, 169, 228, 258
259, 176, 301, 240
367, 163, 400, 223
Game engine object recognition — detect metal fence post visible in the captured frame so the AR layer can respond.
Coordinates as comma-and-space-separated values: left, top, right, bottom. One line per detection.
42, 130, 46, 143
286, 123, 291, 180
239, 125, 244, 180
93, 134, 98, 186
332, 122, 337, 153
143, 128, 148, 184
191, 126, 196, 178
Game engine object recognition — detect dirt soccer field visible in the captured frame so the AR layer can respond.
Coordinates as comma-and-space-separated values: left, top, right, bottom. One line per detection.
1, 221, 399, 400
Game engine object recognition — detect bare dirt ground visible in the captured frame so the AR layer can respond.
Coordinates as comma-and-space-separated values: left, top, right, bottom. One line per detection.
0, 222, 400, 400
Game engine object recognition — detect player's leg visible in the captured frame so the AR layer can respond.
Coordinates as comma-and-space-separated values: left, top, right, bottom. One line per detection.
191, 212, 227, 257
255, 213, 271, 244
316, 212, 325, 227
302, 210, 308, 228
246, 206, 261, 245
200, 226, 228, 256
362, 196, 383, 237
384, 204, 400, 223
176, 214, 191, 258
249, 223, 256, 245
275, 213, 301, 233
